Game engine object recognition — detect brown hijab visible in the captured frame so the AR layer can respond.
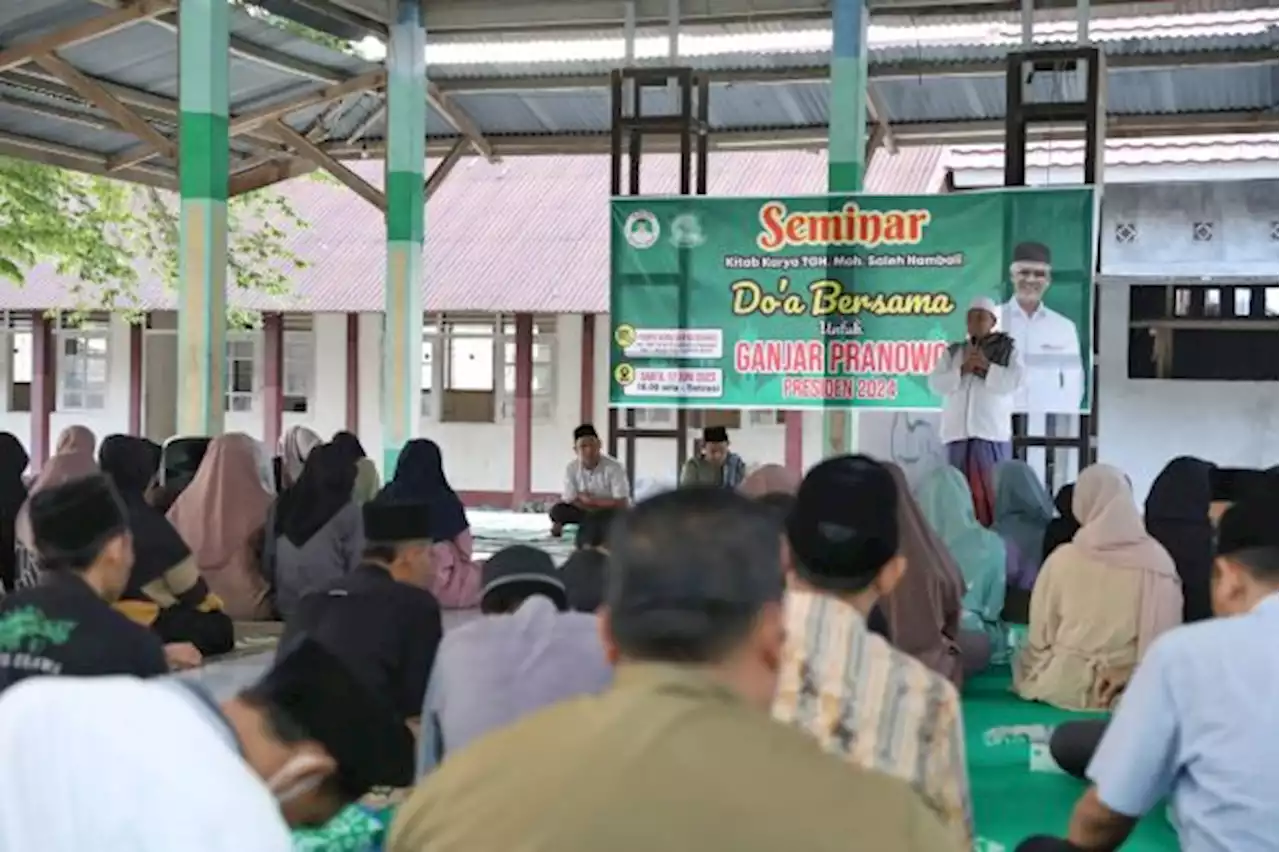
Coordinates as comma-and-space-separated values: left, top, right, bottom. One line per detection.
879, 462, 965, 688
15, 426, 99, 550
738, 464, 801, 498
166, 433, 274, 619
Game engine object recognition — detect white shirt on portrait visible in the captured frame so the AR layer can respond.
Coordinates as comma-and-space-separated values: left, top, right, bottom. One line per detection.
999, 298, 1084, 414
0, 676, 292, 852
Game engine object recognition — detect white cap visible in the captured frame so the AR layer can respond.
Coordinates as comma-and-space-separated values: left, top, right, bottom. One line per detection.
968, 295, 999, 321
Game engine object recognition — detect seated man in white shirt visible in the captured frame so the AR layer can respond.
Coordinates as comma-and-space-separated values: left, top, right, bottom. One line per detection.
1017, 493, 1279, 852
548, 423, 630, 537
0, 639, 415, 852
927, 296, 1025, 526
999, 241, 1084, 415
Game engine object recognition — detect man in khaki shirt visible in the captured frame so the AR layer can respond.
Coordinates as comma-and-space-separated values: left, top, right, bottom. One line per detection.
389, 488, 962, 852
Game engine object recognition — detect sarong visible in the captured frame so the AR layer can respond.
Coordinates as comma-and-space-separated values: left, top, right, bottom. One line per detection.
945, 439, 1011, 527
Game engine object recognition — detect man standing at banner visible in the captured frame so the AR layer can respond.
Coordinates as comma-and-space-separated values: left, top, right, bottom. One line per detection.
929, 297, 1026, 526
999, 241, 1085, 414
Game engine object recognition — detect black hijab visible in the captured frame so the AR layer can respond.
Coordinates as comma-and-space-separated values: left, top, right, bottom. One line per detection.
1041, 483, 1080, 563
100, 434, 191, 594
0, 432, 29, 590
274, 443, 357, 547
331, 431, 367, 464
377, 439, 468, 542
1144, 456, 1215, 623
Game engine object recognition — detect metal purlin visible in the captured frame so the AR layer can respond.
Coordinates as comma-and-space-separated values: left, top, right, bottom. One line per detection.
607, 67, 709, 487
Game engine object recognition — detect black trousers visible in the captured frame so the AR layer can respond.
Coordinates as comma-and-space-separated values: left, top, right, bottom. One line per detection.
549, 502, 587, 526
1050, 719, 1108, 780
1016, 838, 1086, 851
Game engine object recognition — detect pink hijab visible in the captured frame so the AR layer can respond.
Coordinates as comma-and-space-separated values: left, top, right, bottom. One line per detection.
1072, 463, 1183, 657
15, 426, 98, 549
739, 464, 801, 498
167, 433, 274, 619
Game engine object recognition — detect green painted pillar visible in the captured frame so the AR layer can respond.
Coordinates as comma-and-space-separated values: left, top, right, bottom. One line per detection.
382, 0, 427, 476
822, 0, 869, 457
176, 0, 229, 436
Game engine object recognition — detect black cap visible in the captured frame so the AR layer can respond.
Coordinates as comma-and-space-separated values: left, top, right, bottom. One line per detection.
1217, 493, 1279, 556
1211, 467, 1276, 503
573, 424, 598, 441
255, 639, 414, 795
362, 500, 430, 542
702, 425, 729, 444
1013, 241, 1051, 264
481, 544, 564, 600
786, 455, 899, 592
30, 473, 128, 560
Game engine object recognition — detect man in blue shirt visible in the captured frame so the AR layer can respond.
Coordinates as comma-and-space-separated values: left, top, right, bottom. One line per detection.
1020, 493, 1278, 851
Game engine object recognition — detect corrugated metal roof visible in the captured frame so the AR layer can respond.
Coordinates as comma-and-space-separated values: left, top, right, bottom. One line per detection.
945, 133, 1280, 170
5, 146, 952, 314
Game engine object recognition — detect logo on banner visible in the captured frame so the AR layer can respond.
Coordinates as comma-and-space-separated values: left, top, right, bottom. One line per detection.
624, 211, 660, 249
670, 212, 706, 248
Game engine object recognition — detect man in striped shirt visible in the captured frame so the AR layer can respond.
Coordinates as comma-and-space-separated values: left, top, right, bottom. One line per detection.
772, 455, 972, 846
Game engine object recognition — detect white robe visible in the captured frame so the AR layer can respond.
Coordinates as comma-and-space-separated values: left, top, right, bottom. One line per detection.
0, 676, 292, 852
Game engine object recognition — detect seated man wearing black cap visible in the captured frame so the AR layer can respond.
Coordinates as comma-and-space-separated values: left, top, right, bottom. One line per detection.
772, 455, 970, 846
279, 501, 444, 724
548, 423, 630, 537
679, 425, 747, 489
0, 638, 415, 850
390, 488, 960, 852
1019, 493, 1280, 852
418, 544, 610, 775
0, 473, 169, 691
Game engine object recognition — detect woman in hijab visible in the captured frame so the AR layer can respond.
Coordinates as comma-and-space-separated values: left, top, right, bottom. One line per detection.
378, 439, 481, 609
1014, 463, 1183, 711
916, 466, 1009, 673
279, 425, 322, 488
272, 442, 363, 619
331, 430, 381, 505
992, 460, 1055, 622
13, 425, 98, 590
877, 463, 965, 688
166, 433, 275, 620
1144, 456, 1215, 624
1040, 483, 1079, 563
148, 436, 212, 513
99, 435, 234, 656
0, 433, 29, 593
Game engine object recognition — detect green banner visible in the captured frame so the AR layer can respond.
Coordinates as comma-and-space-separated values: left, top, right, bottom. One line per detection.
609, 188, 1095, 412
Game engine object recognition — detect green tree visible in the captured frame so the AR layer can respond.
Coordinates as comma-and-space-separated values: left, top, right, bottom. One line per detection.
0, 156, 309, 326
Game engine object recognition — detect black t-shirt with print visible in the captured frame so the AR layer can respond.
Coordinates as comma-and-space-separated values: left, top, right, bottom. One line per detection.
0, 571, 169, 692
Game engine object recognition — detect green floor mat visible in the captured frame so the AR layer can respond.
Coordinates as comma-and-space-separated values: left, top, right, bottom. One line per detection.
963, 668, 1178, 851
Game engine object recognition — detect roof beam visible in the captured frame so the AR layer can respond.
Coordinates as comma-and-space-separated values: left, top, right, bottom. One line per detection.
866, 87, 897, 155
270, 119, 386, 210
105, 69, 385, 171
427, 82, 495, 162
345, 99, 386, 145
0, 129, 174, 190
32, 53, 177, 161
426, 139, 467, 199
228, 158, 317, 198
0, 0, 174, 74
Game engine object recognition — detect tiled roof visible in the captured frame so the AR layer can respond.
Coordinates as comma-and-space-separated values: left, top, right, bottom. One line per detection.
7, 146, 947, 314
945, 133, 1280, 171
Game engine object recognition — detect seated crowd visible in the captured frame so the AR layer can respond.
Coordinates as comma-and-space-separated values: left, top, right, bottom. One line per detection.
0, 420, 1274, 852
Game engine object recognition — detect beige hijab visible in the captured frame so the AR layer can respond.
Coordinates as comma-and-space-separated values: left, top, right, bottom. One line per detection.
879, 462, 965, 688
738, 464, 801, 498
166, 433, 274, 619
279, 425, 322, 487
15, 426, 98, 549
1072, 464, 1183, 656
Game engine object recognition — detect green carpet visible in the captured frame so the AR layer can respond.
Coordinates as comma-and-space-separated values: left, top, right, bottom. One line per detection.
963, 668, 1178, 851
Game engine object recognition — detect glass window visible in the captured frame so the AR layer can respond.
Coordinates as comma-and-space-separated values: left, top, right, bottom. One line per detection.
282, 331, 312, 413
225, 336, 256, 413
445, 322, 494, 391
57, 331, 109, 411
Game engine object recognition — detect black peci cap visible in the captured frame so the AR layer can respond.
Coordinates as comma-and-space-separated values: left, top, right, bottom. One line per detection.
1217, 492, 1279, 556
255, 639, 415, 796
786, 455, 900, 593
362, 500, 430, 543
29, 473, 128, 561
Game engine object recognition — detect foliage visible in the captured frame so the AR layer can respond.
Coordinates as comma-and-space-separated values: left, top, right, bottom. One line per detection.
233, 0, 358, 55
0, 157, 309, 327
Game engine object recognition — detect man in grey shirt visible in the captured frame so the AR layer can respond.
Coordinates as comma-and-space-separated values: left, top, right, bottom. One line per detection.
417, 545, 612, 776
548, 423, 630, 537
